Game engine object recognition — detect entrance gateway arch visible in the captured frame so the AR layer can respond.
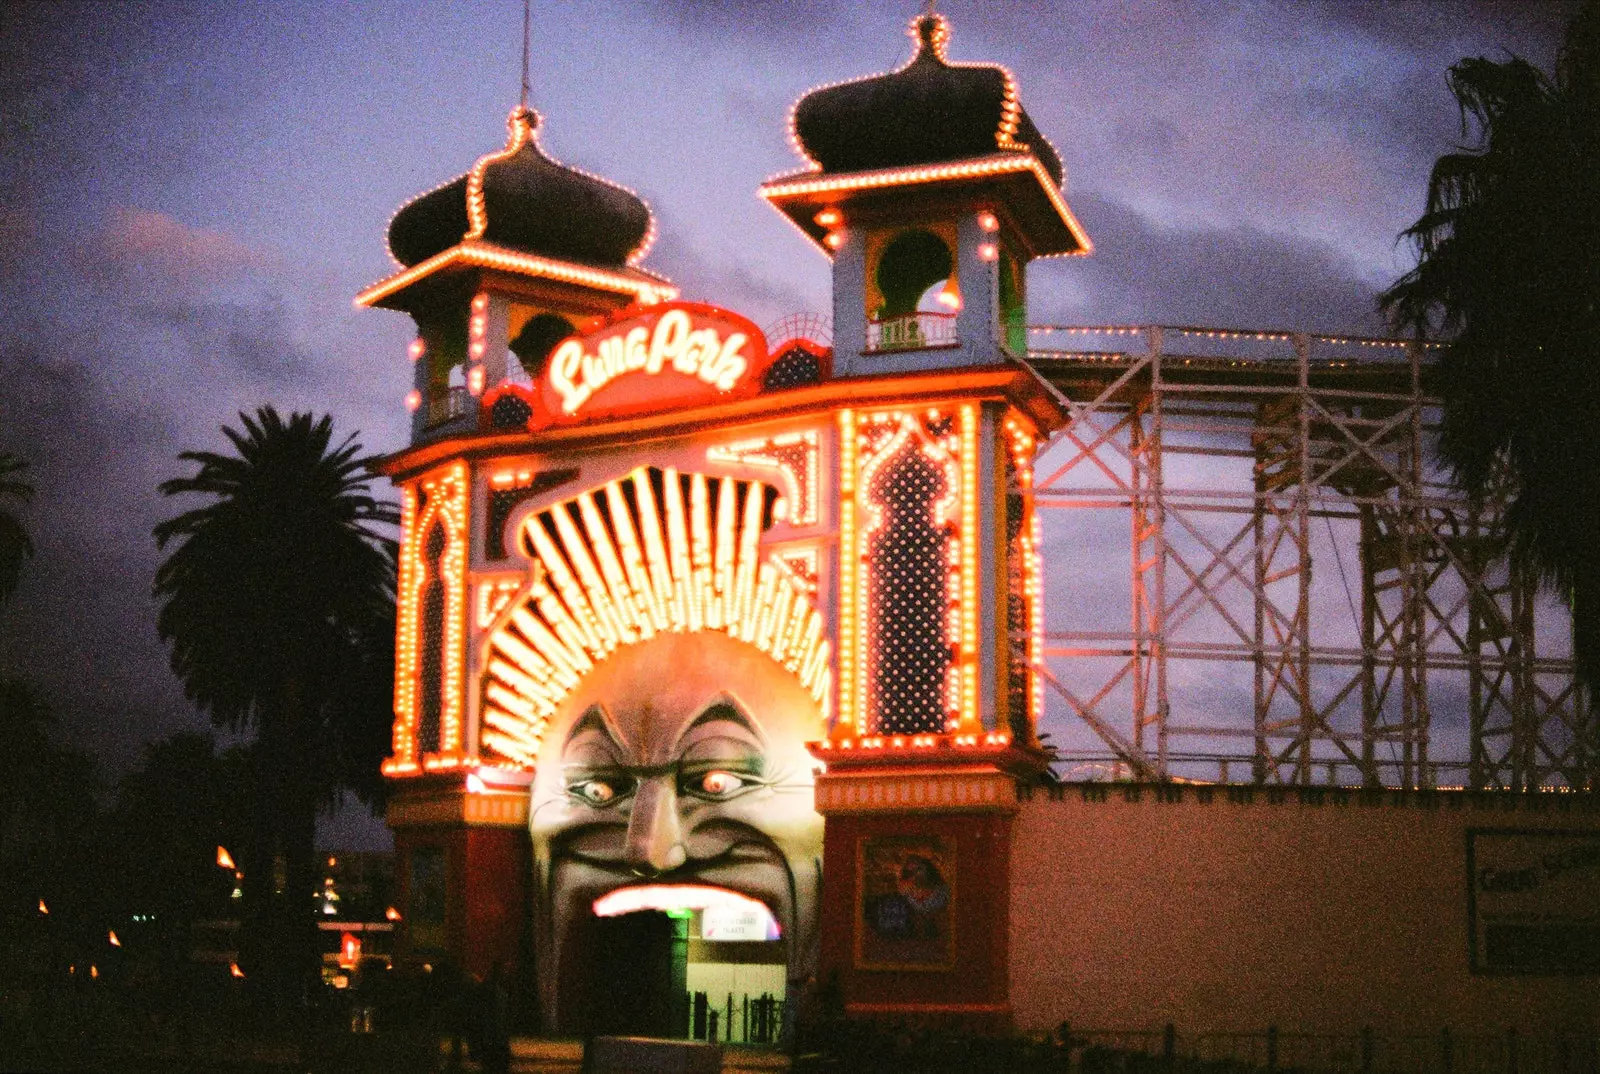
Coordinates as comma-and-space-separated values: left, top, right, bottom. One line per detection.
360, 9, 1594, 1044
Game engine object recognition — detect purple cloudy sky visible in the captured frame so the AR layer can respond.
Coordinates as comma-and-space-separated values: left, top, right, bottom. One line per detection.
0, 1, 1578, 842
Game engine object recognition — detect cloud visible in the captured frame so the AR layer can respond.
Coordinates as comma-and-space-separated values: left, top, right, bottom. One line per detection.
651, 0, 850, 38
85, 208, 267, 293
1031, 192, 1387, 334
0, 208, 363, 778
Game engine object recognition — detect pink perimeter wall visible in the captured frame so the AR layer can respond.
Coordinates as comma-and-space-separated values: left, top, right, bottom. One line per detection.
1010, 785, 1600, 1038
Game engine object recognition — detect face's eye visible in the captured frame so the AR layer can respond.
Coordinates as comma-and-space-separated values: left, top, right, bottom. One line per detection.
691, 770, 746, 799
569, 778, 627, 807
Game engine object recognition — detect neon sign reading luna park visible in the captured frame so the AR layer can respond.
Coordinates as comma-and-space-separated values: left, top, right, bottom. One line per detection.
542, 303, 771, 420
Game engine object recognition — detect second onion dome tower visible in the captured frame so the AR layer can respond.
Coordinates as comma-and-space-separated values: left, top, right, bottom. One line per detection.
762, 10, 1090, 378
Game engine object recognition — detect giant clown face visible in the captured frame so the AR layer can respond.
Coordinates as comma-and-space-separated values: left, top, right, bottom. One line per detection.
529, 628, 824, 1025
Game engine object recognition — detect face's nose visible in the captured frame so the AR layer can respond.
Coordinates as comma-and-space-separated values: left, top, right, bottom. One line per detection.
625, 776, 687, 876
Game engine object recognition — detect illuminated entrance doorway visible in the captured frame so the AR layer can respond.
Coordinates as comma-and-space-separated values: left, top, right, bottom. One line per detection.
588, 886, 787, 1044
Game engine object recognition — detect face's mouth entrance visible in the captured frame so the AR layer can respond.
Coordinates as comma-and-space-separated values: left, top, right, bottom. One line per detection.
592, 883, 782, 941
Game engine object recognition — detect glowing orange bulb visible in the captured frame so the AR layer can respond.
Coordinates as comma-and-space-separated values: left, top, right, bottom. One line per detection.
823, 231, 845, 250
408, 339, 425, 360
467, 367, 485, 395
108, 930, 120, 947
978, 212, 999, 232
216, 846, 234, 870
404, 390, 421, 413
385, 906, 402, 922
814, 207, 841, 227
936, 277, 962, 310
978, 243, 998, 262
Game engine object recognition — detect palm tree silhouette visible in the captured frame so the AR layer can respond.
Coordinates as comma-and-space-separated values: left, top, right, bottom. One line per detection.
0, 453, 35, 603
154, 407, 397, 1000
1382, 5, 1600, 692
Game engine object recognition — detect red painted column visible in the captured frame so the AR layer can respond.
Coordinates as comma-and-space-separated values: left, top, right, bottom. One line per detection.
387, 774, 532, 985
810, 756, 1024, 1034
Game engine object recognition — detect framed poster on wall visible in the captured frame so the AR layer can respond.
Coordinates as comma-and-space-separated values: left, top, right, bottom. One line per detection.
1467, 828, 1600, 975
856, 833, 955, 970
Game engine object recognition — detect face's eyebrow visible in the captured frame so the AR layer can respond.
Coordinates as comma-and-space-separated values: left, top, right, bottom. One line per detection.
675, 696, 765, 753
564, 704, 630, 758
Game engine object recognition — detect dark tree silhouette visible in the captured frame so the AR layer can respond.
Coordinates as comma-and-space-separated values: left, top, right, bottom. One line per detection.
153, 407, 397, 1001
107, 734, 254, 967
0, 452, 34, 603
0, 676, 104, 966
1382, 4, 1600, 692
0, 677, 64, 864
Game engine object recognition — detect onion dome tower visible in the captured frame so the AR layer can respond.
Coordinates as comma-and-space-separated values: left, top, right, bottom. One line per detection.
760, 8, 1090, 1034
761, 9, 1088, 377
358, 100, 674, 987
359, 105, 675, 443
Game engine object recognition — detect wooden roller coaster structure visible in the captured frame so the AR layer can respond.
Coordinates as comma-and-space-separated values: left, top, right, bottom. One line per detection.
1025, 325, 1592, 790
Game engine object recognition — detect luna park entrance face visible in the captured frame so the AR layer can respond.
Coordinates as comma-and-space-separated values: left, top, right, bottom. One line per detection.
528, 630, 824, 1037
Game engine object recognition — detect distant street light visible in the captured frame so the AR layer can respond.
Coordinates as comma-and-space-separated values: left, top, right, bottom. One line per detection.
108, 930, 121, 947
229, 962, 246, 979
216, 845, 235, 870
385, 906, 402, 922
37, 899, 47, 915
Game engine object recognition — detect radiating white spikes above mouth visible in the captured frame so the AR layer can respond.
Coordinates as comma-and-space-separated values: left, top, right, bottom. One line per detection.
481, 467, 831, 769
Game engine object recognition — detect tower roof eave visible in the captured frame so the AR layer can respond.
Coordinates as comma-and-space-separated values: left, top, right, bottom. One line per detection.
353, 239, 678, 312
759, 153, 1091, 260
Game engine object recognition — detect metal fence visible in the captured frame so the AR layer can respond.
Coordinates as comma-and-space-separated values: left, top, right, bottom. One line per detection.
1074, 1025, 1600, 1073
685, 990, 785, 1046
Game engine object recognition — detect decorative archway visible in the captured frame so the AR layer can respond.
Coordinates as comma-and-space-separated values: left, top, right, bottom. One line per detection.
478, 465, 831, 767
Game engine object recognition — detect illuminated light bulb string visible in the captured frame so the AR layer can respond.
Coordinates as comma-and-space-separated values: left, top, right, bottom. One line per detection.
835, 405, 983, 744
707, 430, 821, 527
358, 242, 675, 311
760, 154, 1091, 259
384, 461, 470, 776
1026, 324, 1445, 349
1024, 325, 1445, 371
1003, 414, 1044, 733
780, 10, 1060, 170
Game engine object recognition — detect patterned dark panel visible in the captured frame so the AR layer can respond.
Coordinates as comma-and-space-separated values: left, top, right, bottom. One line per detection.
762, 345, 825, 390
866, 438, 951, 735
418, 523, 446, 754
484, 468, 579, 560
489, 392, 534, 430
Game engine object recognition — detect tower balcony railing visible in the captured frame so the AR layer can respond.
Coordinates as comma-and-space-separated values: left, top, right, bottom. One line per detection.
867, 311, 957, 353
425, 385, 473, 429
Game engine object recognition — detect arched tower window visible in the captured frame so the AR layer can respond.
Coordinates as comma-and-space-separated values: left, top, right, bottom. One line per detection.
417, 522, 447, 754
874, 229, 952, 318
869, 229, 958, 351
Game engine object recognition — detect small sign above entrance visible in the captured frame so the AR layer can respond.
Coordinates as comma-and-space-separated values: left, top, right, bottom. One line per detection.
702, 901, 781, 942
538, 302, 773, 426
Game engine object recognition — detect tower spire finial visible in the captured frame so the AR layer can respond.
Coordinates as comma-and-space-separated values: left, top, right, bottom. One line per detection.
519, 0, 532, 110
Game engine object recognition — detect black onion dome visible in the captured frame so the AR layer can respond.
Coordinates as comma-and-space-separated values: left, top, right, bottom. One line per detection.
387, 107, 653, 269
792, 14, 1062, 186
